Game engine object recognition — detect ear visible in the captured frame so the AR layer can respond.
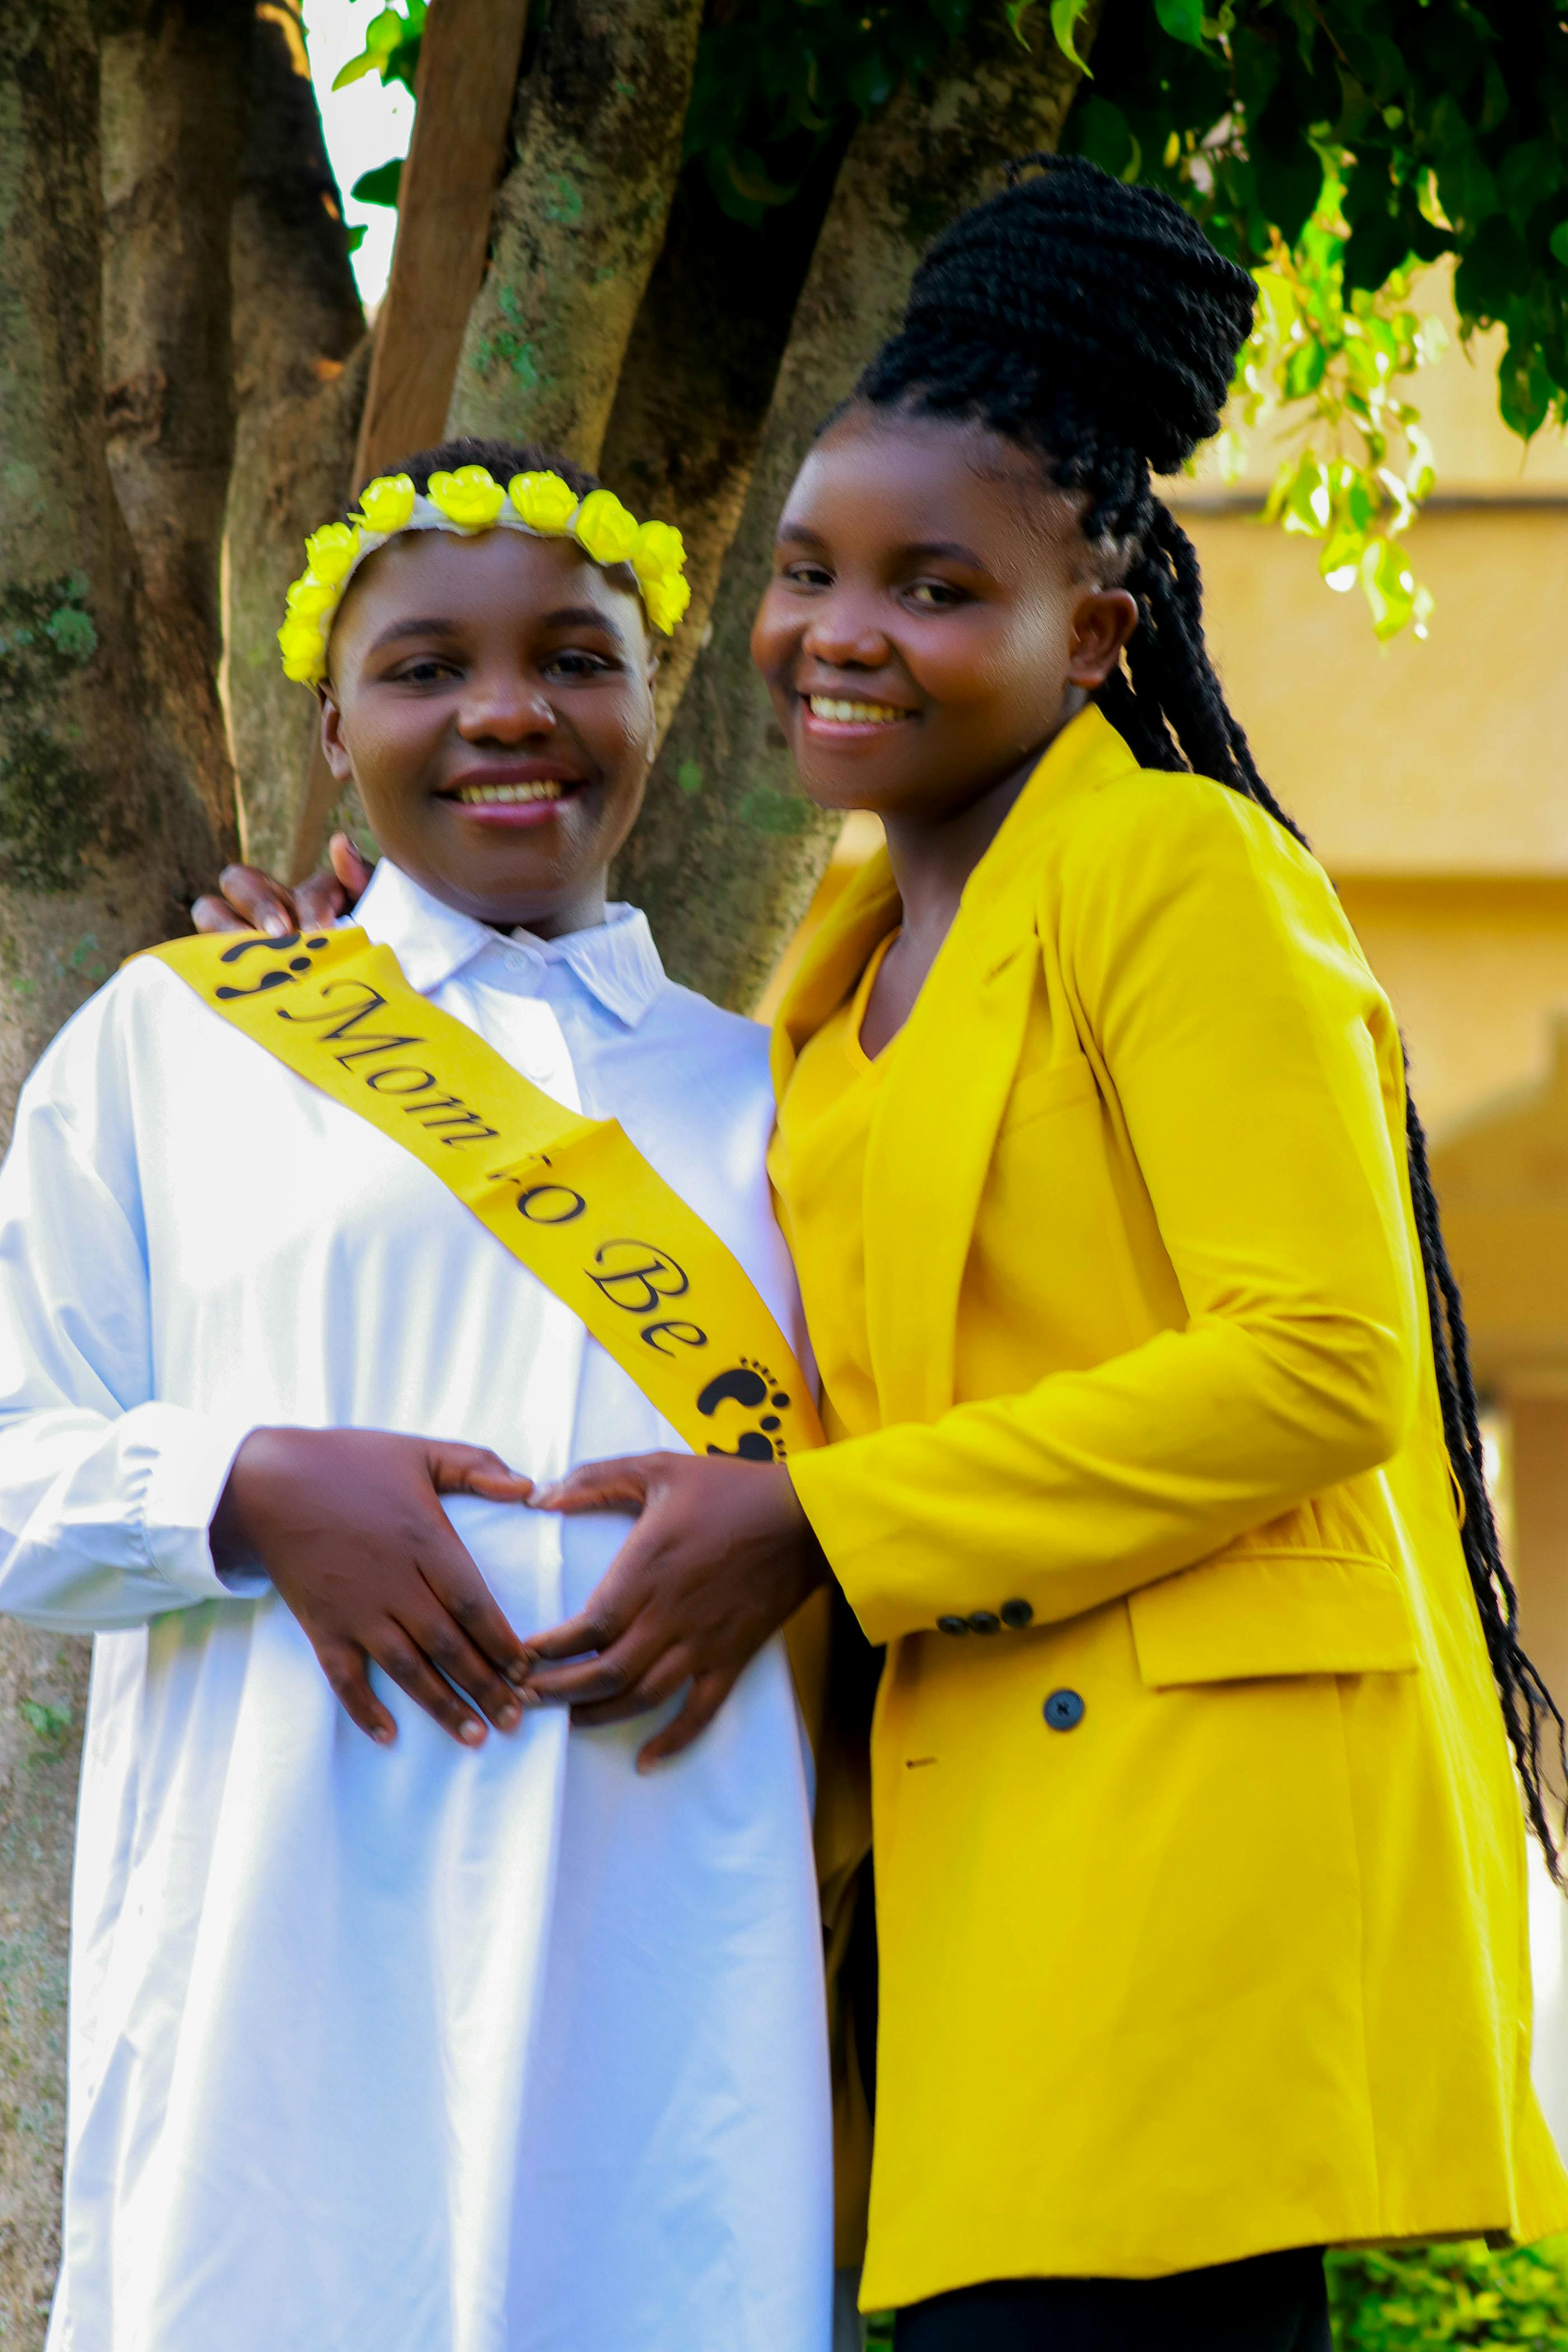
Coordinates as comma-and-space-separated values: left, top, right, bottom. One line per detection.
319, 686, 354, 784
1066, 587, 1140, 690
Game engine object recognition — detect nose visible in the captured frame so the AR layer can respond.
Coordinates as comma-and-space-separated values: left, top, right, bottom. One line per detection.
456, 671, 555, 744
800, 592, 893, 674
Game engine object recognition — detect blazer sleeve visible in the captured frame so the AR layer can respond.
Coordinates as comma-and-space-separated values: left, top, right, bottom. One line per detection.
786, 775, 1424, 1647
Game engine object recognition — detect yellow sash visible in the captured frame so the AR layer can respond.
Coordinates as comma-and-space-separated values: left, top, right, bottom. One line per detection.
144, 926, 822, 1466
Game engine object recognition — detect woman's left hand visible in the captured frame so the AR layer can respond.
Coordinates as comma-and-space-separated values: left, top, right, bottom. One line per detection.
520, 1454, 828, 1767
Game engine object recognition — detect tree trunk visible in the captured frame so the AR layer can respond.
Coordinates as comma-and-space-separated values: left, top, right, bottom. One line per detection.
598, 148, 848, 740
222, 0, 368, 877
354, 0, 530, 484
0, 5, 240, 2335
447, 0, 706, 466
100, 0, 248, 847
615, 11, 1096, 1011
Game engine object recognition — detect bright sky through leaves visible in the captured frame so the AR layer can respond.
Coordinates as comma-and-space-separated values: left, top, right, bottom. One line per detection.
301, 0, 413, 309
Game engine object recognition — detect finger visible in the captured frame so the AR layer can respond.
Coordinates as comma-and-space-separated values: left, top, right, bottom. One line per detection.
329, 831, 376, 900
371, 1628, 489, 1747
395, 1595, 526, 1732
216, 864, 299, 939
529, 1454, 661, 1514
190, 893, 252, 935
524, 1612, 668, 1706
570, 1645, 692, 1729
292, 878, 348, 928
425, 1443, 534, 1505
414, 1518, 532, 1687
315, 1639, 398, 1746
637, 1669, 735, 1771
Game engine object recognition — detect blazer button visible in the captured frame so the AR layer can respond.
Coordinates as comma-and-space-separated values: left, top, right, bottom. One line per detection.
1044, 1688, 1086, 1731
936, 1615, 969, 1636
968, 1610, 1001, 1635
1000, 1598, 1034, 1630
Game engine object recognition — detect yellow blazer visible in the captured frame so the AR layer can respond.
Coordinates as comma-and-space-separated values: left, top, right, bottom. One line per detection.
773, 706, 1568, 2310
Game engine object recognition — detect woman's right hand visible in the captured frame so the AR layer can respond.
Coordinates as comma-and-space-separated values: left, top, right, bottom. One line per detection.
191, 830, 375, 937
211, 1426, 536, 1747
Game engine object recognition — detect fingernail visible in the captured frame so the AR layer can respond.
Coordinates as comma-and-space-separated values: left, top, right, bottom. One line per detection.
497, 1701, 521, 1730
264, 912, 291, 938
374, 1726, 394, 1746
460, 1720, 486, 1746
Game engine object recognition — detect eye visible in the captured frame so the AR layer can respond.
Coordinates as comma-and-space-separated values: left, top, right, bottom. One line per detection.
543, 648, 620, 680
781, 560, 833, 590
906, 579, 967, 610
388, 654, 461, 685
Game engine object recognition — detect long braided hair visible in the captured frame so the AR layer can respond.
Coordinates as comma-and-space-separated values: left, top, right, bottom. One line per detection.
851, 153, 1568, 1872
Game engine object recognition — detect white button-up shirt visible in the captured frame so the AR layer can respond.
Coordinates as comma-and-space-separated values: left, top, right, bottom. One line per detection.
0, 861, 831, 2352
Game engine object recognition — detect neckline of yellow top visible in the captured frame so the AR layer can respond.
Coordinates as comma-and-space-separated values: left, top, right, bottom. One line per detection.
848, 929, 903, 1070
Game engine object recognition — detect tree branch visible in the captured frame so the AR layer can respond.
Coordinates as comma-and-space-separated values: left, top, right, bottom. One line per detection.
100, 0, 249, 841
615, 7, 1099, 1010
222, 0, 369, 876
448, 0, 706, 464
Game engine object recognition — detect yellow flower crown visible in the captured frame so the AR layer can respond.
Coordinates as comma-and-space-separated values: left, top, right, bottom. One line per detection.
278, 464, 692, 687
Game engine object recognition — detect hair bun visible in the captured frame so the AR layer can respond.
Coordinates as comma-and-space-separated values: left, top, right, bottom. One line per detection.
894, 154, 1256, 476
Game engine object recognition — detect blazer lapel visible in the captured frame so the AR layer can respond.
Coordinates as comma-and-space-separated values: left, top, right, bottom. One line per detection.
861, 918, 1036, 1425
857, 707, 1141, 1426
772, 851, 903, 1103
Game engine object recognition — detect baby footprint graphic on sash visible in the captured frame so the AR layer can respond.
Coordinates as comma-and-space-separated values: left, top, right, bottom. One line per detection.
697, 1359, 792, 1462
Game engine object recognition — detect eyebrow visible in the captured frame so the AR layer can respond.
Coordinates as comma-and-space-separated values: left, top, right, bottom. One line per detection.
364, 604, 627, 658
776, 523, 991, 571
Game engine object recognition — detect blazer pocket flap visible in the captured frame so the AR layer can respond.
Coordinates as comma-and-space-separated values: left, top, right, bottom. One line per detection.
1127, 1549, 1418, 1688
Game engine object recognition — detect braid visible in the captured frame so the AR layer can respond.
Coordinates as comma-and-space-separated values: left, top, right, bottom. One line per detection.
848, 151, 1568, 1874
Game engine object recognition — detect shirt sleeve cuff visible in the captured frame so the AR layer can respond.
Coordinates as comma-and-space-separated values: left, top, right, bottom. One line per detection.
133, 1404, 259, 1605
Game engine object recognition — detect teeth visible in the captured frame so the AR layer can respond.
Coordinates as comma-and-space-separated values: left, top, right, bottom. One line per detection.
808, 697, 906, 724
452, 781, 565, 805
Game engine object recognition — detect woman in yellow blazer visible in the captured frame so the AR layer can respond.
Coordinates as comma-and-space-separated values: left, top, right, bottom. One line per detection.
519, 163, 1568, 2347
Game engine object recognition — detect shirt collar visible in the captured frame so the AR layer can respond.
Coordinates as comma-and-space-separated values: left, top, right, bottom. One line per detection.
352, 858, 666, 1029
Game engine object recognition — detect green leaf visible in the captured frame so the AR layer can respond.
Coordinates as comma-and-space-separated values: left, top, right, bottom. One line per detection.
1153, 0, 1209, 49
1550, 222, 1568, 269
1500, 337, 1552, 439
350, 157, 403, 210
1049, 0, 1093, 69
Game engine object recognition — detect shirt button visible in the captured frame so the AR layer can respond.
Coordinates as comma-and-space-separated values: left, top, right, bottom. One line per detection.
1000, 1598, 1034, 1630
936, 1615, 969, 1636
1044, 1688, 1086, 1732
968, 1611, 1001, 1635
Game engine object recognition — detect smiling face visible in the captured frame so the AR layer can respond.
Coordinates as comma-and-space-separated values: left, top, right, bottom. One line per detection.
320, 527, 656, 935
750, 404, 1138, 834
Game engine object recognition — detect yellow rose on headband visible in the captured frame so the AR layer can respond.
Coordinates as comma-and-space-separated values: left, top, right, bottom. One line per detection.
573, 488, 640, 567
355, 473, 417, 534
285, 572, 338, 619
427, 465, 506, 529
641, 572, 692, 636
278, 616, 326, 684
631, 519, 685, 586
508, 471, 580, 534
303, 521, 361, 585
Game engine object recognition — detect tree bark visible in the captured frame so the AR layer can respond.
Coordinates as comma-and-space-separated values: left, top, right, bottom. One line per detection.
447, 0, 706, 466
598, 148, 847, 740
0, 5, 239, 2335
100, 0, 248, 848
222, 0, 369, 878
354, 0, 530, 484
615, 12, 1096, 1011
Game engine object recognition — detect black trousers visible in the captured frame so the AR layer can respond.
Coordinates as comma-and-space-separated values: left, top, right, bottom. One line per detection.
892, 2247, 1331, 2351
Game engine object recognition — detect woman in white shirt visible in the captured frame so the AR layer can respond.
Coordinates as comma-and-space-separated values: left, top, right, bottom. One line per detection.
0, 438, 833, 2352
